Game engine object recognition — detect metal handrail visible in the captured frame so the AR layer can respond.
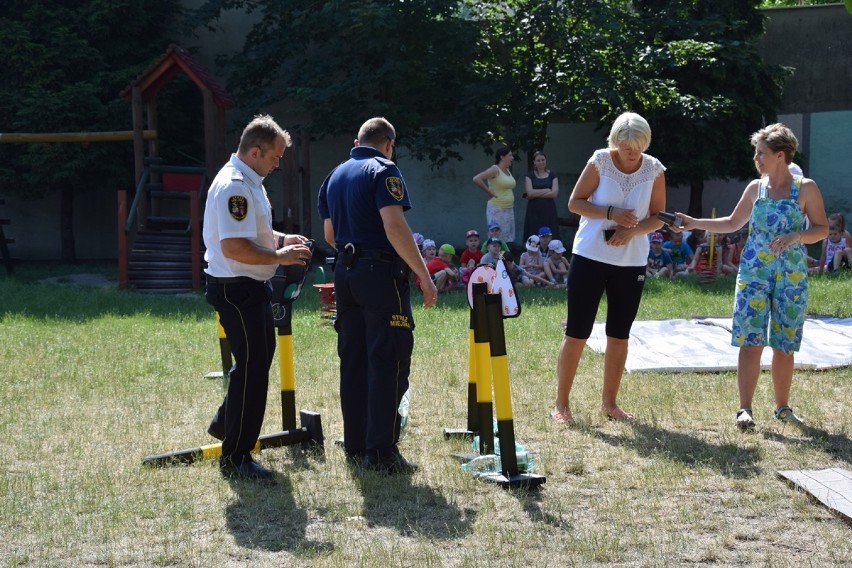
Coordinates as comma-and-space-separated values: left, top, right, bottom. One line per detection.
124, 166, 151, 233
124, 164, 207, 233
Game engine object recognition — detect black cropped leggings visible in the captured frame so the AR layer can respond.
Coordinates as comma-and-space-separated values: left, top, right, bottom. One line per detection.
564, 254, 646, 340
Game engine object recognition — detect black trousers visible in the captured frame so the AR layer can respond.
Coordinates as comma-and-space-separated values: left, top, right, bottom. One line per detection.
334, 258, 414, 459
206, 279, 275, 465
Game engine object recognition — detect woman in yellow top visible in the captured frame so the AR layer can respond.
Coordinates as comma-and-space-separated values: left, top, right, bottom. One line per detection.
472, 146, 517, 243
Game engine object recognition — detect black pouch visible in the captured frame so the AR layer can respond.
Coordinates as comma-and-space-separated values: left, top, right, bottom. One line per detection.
392, 256, 411, 280
341, 243, 358, 270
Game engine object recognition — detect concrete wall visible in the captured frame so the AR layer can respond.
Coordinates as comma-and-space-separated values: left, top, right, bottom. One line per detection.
297, 122, 604, 252
2, 4, 850, 261
760, 4, 852, 114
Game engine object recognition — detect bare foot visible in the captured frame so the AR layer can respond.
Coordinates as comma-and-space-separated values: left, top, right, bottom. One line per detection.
551, 406, 575, 426
602, 406, 634, 421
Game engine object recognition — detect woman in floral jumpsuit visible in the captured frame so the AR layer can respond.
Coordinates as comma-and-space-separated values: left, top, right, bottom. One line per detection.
673, 124, 828, 429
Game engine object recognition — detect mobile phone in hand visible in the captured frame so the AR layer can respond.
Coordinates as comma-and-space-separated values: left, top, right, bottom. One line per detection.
603, 229, 615, 241
656, 211, 682, 228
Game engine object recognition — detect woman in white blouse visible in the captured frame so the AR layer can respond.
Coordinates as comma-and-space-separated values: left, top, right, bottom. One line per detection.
551, 112, 667, 425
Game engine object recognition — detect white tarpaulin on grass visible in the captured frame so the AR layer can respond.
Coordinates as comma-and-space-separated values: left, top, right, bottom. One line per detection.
586, 317, 852, 373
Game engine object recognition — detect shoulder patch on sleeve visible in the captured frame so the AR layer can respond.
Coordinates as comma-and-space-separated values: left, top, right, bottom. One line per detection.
228, 196, 248, 221
385, 177, 404, 201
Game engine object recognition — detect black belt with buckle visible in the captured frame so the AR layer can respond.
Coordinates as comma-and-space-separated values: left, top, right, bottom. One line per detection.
206, 275, 260, 284
339, 244, 397, 270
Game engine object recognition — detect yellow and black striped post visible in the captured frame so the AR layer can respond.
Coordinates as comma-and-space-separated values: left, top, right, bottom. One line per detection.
474, 292, 545, 488
277, 309, 298, 431
143, 262, 326, 468
466, 303, 479, 434
204, 313, 233, 380
443, 282, 484, 439
472, 283, 495, 455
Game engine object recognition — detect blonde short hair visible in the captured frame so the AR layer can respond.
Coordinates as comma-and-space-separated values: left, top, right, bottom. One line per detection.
607, 112, 652, 153
750, 123, 798, 165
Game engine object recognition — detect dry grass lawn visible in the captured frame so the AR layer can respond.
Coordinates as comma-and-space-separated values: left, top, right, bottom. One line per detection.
1, 264, 850, 567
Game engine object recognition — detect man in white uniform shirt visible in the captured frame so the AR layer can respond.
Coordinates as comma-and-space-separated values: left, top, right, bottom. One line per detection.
203, 114, 311, 481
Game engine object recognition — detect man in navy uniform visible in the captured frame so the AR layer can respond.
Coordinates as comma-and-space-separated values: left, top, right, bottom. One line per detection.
204, 114, 312, 480
318, 117, 437, 474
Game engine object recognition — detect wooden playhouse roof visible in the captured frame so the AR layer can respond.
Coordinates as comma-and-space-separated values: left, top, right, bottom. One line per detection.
119, 44, 235, 109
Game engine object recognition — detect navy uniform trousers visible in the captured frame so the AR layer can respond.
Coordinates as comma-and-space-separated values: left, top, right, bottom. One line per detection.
334, 256, 414, 460
206, 279, 275, 465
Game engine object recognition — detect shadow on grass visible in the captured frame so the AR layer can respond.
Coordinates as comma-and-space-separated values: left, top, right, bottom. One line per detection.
514, 488, 575, 529
350, 468, 475, 540
591, 421, 763, 479
0, 275, 214, 322
764, 424, 852, 466
225, 474, 334, 556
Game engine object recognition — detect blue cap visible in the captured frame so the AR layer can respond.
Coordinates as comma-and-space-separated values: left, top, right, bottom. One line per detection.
538, 226, 552, 236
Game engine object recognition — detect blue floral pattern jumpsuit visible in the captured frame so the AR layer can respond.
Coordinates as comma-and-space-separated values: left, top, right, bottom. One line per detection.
731, 176, 808, 354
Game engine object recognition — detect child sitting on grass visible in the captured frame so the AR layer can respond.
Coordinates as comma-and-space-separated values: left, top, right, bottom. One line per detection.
663, 231, 693, 277
503, 252, 552, 288
687, 232, 722, 280
459, 229, 484, 285
647, 232, 674, 279
520, 234, 547, 285
480, 222, 510, 253
537, 226, 554, 262
416, 240, 458, 292
544, 239, 569, 286
479, 237, 505, 267
820, 223, 852, 272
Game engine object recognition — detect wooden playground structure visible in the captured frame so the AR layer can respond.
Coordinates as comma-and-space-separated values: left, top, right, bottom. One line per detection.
2, 44, 316, 292
116, 44, 234, 292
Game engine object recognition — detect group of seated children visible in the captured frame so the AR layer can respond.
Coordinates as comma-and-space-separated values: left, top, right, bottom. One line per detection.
417, 209, 850, 295
516, 229, 569, 287
413, 224, 572, 293
414, 238, 459, 293
659, 211, 852, 279
648, 228, 742, 280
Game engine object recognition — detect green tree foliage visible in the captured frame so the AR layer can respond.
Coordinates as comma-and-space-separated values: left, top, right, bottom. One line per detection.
193, 0, 484, 166
760, 0, 837, 6
463, 0, 634, 166
197, 0, 789, 216
193, 0, 639, 168
0, 0, 190, 260
621, 0, 790, 216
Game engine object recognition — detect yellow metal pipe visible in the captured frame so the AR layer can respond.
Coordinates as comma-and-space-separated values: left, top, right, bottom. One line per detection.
0, 130, 157, 143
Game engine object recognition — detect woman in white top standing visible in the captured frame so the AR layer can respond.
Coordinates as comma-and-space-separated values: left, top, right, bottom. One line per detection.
473, 146, 517, 243
551, 112, 667, 425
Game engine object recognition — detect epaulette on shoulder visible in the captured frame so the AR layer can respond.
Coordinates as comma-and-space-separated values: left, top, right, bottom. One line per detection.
375, 156, 395, 168
231, 169, 244, 182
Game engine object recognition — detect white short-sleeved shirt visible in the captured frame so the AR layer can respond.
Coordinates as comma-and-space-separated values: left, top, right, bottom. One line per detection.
572, 149, 666, 267
203, 154, 277, 281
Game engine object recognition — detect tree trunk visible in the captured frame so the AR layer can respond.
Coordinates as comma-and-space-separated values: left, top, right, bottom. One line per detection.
60, 187, 76, 262
687, 178, 704, 219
